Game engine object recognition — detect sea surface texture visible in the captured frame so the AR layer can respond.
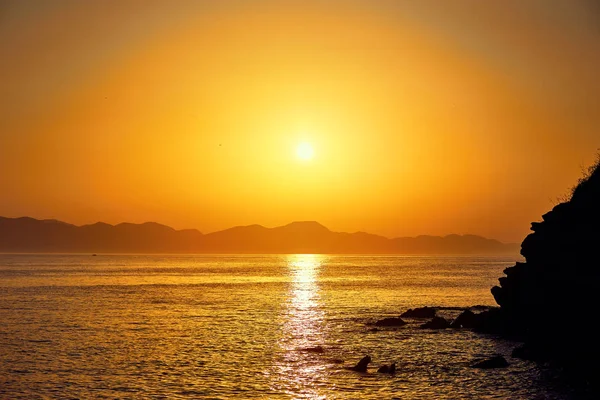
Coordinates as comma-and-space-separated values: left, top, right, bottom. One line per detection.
0, 254, 577, 399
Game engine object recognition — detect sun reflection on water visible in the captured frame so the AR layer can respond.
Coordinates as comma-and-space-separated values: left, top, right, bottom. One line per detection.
269, 254, 329, 398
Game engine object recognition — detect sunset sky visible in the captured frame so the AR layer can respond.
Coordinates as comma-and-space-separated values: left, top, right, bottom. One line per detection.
1, 1, 599, 243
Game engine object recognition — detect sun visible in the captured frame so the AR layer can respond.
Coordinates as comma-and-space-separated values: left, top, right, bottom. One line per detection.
296, 142, 315, 161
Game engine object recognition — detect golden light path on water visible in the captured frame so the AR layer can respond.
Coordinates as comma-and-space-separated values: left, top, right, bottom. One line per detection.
0, 254, 572, 399
270, 254, 329, 399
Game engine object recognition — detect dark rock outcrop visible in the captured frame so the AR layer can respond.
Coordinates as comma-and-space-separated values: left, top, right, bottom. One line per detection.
401, 306, 437, 318
490, 157, 600, 370
420, 316, 450, 329
511, 344, 546, 362
375, 317, 407, 327
471, 308, 508, 335
510, 345, 529, 360
471, 356, 509, 369
450, 309, 477, 329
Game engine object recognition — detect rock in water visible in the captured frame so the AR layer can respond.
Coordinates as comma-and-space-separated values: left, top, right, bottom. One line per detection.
375, 317, 407, 327
470, 308, 506, 334
346, 355, 372, 372
300, 346, 324, 353
420, 316, 450, 329
471, 356, 509, 369
400, 306, 437, 318
450, 309, 477, 329
377, 362, 396, 374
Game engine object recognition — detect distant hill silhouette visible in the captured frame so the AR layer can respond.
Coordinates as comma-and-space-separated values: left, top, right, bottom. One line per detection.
0, 217, 519, 254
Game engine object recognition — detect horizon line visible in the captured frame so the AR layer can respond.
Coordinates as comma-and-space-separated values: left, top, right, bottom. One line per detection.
0, 215, 519, 245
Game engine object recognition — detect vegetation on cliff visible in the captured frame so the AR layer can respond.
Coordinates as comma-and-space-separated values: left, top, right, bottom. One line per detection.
491, 154, 600, 373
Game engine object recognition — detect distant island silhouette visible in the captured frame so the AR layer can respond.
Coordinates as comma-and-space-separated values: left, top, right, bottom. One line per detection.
0, 217, 518, 254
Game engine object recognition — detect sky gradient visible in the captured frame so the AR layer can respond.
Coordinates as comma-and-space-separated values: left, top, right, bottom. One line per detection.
1, 0, 599, 242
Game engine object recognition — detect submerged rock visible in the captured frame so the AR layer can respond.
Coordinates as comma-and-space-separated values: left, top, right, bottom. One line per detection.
375, 317, 407, 327
300, 346, 324, 353
420, 316, 450, 329
401, 306, 437, 318
377, 362, 396, 374
471, 356, 509, 369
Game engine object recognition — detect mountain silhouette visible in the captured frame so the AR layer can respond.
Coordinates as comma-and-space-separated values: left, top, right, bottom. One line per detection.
0, 216, 519, 254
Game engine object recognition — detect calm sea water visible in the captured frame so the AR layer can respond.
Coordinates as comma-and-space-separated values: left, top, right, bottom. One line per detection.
0, 254, 578, 399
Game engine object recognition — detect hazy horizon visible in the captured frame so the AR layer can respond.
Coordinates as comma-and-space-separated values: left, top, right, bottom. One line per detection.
0, 215, 520, 255
2, 1, 600, 243
1, 214, 522, 242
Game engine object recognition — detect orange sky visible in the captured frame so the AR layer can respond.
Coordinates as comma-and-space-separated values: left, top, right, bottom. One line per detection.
1, 1, 599, 243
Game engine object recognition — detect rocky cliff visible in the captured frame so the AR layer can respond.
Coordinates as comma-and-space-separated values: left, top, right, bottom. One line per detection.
491, 157, 600, 370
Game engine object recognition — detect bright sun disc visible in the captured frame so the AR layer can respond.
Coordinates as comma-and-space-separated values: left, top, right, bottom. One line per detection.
296, 142, 315, 160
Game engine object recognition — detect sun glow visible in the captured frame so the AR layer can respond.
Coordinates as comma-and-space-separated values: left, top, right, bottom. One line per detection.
296, 142, 315, 161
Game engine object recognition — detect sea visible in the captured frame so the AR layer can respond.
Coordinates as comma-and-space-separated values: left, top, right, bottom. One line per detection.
0, 254, 582, 399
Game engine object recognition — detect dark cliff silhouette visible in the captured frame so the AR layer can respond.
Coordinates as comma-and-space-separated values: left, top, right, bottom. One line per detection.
491, 155, 600, 375
0, 218, 518, 254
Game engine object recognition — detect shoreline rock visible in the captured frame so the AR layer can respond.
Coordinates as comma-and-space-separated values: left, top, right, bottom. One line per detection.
450, 309, 477, 329
488, 157, 600, 383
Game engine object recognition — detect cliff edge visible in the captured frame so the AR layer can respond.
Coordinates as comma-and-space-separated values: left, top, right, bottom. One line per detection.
491, 155, 600, 371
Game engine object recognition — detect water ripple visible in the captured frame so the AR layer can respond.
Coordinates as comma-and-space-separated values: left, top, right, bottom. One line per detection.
0, 254, 580, 399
